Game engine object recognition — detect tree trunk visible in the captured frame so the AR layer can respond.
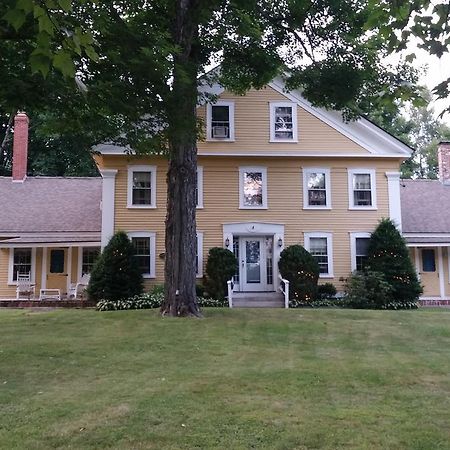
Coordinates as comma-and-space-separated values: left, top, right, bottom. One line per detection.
160, 0, 201, 317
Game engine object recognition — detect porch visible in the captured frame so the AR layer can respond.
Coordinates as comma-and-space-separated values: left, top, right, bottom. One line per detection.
0, 298, 96, 308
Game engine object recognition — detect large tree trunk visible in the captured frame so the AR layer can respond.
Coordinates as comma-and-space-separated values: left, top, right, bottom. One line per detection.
160, 0, 201, 317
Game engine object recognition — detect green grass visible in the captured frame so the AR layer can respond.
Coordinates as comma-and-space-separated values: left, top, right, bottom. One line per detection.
1, 308, 450, 449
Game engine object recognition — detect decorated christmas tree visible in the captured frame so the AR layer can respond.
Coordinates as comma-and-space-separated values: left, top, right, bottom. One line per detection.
87, 231, 143, 302
366, 219, 422, 306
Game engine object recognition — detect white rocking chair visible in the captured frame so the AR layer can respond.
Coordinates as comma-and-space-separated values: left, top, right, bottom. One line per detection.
68, 273, 90, 300
16, 272, 35, 300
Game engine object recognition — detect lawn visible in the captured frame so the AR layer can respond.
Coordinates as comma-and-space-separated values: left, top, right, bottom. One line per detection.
1, 308, 450, 449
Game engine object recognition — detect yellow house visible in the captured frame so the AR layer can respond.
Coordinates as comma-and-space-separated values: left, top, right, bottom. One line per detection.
3, 81, 449, 305
93, 78, 411, 300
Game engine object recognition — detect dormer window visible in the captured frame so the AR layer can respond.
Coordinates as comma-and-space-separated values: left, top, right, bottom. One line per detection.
270, 102, 298, 142
206, 101, 235, 141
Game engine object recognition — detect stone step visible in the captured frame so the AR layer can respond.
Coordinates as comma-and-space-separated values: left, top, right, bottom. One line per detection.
231, 293, 285, 308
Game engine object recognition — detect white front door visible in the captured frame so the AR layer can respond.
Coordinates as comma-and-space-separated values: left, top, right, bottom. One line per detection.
241, 237, 266, 292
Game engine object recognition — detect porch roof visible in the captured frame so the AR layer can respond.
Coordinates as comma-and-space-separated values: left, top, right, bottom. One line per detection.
0, 232, 100, 247
0, 177, 101, 233
404, 235, 450, 246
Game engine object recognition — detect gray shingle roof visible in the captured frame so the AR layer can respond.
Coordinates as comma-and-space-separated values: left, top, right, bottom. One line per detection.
0, 177, 101, 234
401, 179, 450, 233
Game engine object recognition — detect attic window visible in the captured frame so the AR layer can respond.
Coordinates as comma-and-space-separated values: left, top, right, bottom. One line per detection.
207, 101, 235, 141
270, 102, 298, 142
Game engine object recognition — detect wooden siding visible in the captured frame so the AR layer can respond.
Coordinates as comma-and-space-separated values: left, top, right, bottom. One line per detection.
100, 154, 400, 290
197, 87, 370, 155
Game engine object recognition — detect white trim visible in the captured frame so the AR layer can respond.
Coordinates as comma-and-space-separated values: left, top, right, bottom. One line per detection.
8, 247, 37, 285
41, 248, 47, 290
347, 168, 377, 210
127, 165, 157, 209
196, 166, 204, 209
438, 247, 445, 299
66, 247, 72, 294
268, 78, 412, 156
407, 243, 450, 247
100, 169, 118, 249
196, 231, 204, 278
349, 232, 371, 272
304, 232, 334, 278
302, 167, 332, 209
404, 233, 450, 238
239, 166, 268, 209
197, 151, 408, 158
269, 101, 298, 143
0, 241, 100, 249
206, 101, 235, 141
385, 172, 402, 230
414, 247, 421, 281
127, 231, 156, 278
448, 247, 450, 285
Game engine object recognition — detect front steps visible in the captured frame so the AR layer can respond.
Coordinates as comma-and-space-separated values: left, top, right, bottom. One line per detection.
231, 292, 285, 308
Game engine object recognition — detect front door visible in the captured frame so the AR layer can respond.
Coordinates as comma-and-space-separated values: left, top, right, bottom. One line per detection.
47, 248, 68, 294
420, 248, 440, 297
241, 237, 266, 292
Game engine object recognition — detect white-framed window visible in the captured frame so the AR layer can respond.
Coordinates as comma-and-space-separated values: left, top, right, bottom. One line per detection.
8, 247, 36, 284
78, 247, 101, 278
206, 101, 235, 141
127, 165, 157, 208
304, 233, 334, 278
269, 102, 298, 142
239, 166, 268, 209
348, 169, 377, 209
196, 166, 204, 209
350, 232, 371, 272
196, 232, 204, 278
128, 231, 156, 278
303, 168, 331, 209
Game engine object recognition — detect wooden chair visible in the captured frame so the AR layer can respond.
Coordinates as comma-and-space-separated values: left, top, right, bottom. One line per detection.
16, 272, 35, 300
68, 273, 90, 300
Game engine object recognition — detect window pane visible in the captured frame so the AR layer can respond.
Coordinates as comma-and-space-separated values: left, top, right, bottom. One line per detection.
308, 190, 326, 206
353, 174, 371, 190
82, 248, 100, 275
233, 237, 239, 284
132, 237, 151, 274
266, 236, 273, 285
211, 105, 230, 138
355, 238, 370, 271
132, 172, 152, 205
13, 249, 32, 281
243, 171, 263, 206
422, 249, 436, 272
354, 190, 372, 206
308, 173, 325, 190
212, 105, 229, 122
274, 106, 293, 139
309, 238, 328, 274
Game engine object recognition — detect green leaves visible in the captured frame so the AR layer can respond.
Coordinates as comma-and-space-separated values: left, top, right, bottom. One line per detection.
2, 8, 26, 31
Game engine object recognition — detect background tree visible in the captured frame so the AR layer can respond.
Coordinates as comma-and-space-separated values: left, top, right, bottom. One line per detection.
366, 219, 422, 306
87, 231, 143, 302
4, 0, 423, 316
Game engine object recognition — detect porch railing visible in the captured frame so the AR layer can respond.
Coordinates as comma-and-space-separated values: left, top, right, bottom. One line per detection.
227, 279, 234, 308
278, 274, 289, 309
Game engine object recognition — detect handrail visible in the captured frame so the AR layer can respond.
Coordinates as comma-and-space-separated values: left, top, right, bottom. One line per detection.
227, 279, 234, 308
278, 274, 289, 309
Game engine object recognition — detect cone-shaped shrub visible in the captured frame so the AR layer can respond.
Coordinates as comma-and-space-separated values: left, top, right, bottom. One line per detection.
366, 218, 422, 305
278, 245, 320, 303
205, 247, 237, 300
87, 231, 143, 301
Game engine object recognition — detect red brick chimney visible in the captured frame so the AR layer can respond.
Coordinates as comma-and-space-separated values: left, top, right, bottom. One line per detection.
438, 141, 450, 185
12, 112, 29, 182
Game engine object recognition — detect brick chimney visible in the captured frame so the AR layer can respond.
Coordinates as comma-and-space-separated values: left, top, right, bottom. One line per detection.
12, 112, 29, 182
438, 141, 450, 185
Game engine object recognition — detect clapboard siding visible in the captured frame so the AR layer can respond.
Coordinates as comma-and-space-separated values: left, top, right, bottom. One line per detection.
100, 154, 400, 290
197, 86, 370, 155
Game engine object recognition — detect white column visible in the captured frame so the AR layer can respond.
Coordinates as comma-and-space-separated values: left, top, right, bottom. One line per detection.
438, 247, 445, 299
41, 247, 47, 290
385, 171, 402, 230
66, 247, 72, 295
100, 169, 118, 249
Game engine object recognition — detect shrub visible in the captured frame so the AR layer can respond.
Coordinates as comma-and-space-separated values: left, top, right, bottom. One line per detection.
205, 247, 237, 300
317, 282, 337, 300
366, 218, 422, 305
87, 231, 143, 302
344, 270, 394, 309
278, 245, 320, 303
96, 292, 227, 311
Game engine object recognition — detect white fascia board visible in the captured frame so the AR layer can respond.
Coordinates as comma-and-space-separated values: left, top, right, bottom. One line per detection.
268, 77, 412, 158
94, 144, 135, 155
197, 151, 405, 158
